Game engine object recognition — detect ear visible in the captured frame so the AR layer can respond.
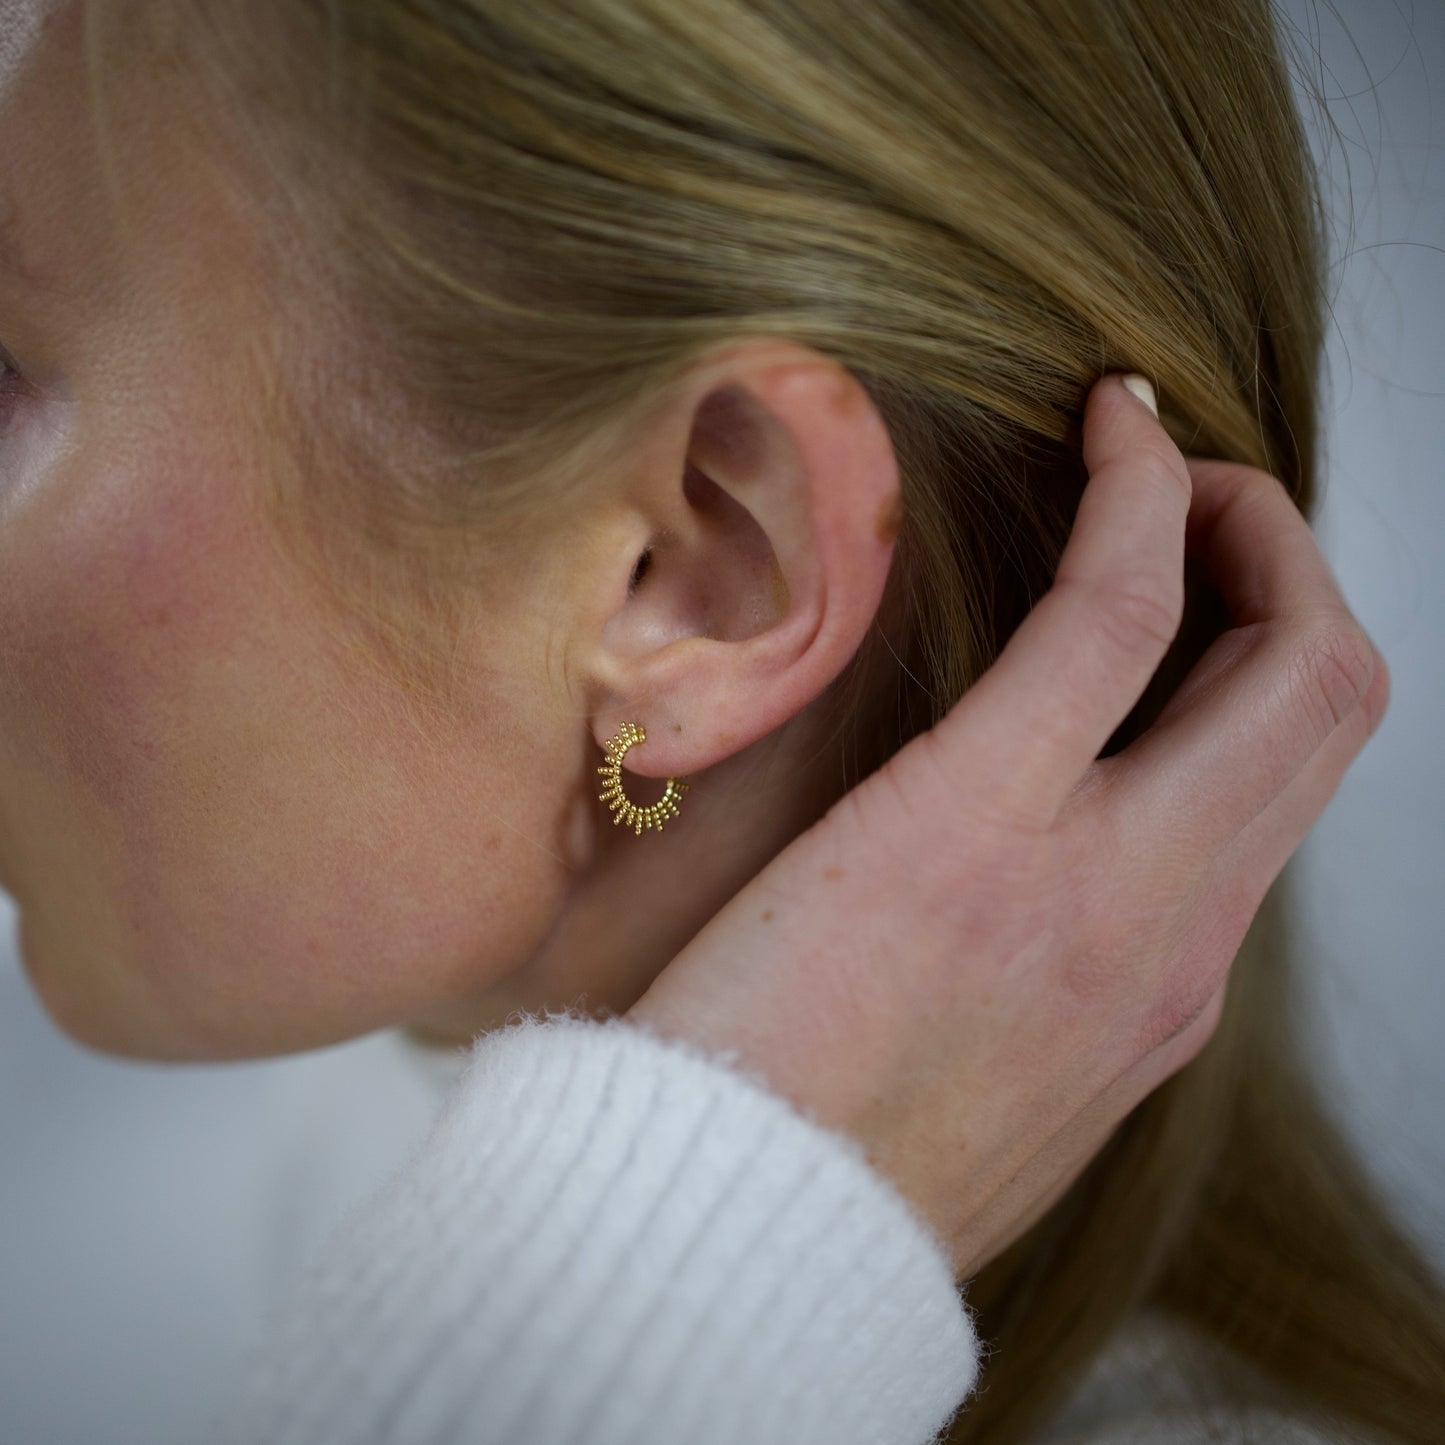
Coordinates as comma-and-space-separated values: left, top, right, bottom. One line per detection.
578, 340, 903, 778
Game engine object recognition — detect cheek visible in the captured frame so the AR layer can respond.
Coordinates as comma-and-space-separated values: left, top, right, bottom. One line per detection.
0, 449, 240, 1049
1, 436, 573, 1060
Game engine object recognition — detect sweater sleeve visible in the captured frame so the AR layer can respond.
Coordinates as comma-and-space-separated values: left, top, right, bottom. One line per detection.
214, 1009, 983, 1445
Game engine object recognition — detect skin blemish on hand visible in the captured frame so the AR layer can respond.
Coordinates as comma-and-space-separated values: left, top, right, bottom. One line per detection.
761, 908, 774, 922
823, 866, 843, 881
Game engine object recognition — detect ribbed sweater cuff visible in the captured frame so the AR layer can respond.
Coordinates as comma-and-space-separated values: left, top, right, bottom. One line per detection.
218, 1010, 982, 1445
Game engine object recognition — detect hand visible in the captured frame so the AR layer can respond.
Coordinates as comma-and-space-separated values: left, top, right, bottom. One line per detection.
625, 372, 1389, 1282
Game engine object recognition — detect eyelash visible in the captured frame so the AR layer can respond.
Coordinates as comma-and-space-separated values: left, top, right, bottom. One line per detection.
0, 347, 24, 392
0, 350, 25, 435
628, 546, 654, 595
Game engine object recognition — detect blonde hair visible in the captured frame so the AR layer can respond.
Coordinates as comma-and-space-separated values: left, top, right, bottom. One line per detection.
93, 0, 1445, 1437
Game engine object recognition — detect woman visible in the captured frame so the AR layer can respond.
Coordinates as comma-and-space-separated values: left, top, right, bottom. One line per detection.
0, 0, 1439, 1441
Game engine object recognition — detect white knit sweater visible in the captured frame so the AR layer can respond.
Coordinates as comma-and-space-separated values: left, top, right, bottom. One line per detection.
214, 1011, 1339, 1445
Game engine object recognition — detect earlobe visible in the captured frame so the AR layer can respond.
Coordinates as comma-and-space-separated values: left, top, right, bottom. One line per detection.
582, 341, 902, 780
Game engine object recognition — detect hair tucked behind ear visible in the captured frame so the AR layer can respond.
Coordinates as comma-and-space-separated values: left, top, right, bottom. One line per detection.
112, 0, 1445, 1437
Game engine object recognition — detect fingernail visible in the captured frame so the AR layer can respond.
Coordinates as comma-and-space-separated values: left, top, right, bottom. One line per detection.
1122, 373, 1158, 417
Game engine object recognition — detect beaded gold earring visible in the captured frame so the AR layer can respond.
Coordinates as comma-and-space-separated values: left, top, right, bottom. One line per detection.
597, 722, 690, 835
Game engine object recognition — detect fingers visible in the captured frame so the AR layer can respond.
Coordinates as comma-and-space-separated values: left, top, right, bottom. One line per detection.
1125, 657, 1387, 1070
937, 373, 1190, 821
1223, 645, 1389, 892
1105, 459, 1382, 855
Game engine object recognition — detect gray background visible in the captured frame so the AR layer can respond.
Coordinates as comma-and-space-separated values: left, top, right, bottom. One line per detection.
1, 1, 1441, 1441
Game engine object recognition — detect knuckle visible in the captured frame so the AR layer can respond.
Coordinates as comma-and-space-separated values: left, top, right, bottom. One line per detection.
1151, 984, 1228, 1068
1095, 574, 1183, 657
1137, 437, 1193, 498
1195, 460, 1295, 544
1207, 459, 1292, 511
1128, 873, 1239, 1060
1136, 970, 1225, 1058
1288, 619, 1376, 742
1235, 462, 1292, 502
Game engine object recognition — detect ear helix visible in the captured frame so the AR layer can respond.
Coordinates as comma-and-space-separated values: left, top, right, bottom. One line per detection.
597, 722, 690, 835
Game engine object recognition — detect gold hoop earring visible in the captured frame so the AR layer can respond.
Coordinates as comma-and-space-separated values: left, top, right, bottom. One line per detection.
597, 722, 690, 835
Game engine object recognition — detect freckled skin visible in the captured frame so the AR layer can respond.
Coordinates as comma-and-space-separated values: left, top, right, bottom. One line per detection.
875, 490, 904, 546
2, 328, 579, 1059
0, 9, 581, 1059
0, 4, 894, 1062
